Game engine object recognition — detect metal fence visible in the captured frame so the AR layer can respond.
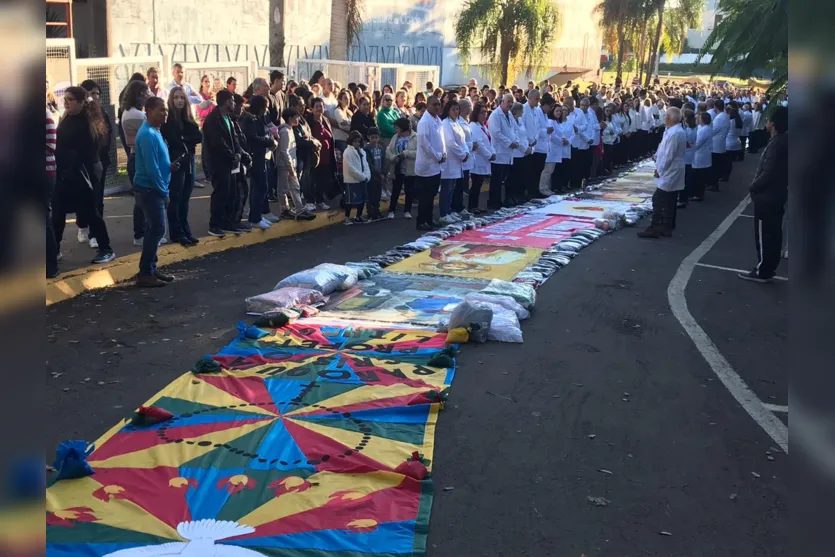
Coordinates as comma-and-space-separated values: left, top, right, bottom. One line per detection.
294, 59, 439, 94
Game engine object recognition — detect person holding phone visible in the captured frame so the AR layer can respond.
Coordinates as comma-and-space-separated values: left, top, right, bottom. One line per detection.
133, 96, 179, 287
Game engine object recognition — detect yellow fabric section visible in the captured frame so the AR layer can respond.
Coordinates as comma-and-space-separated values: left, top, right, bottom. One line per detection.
46, 477, 181, 540
239, 471, 404, 527
285, 384, 428, 417
286, 418, 422, 470
386, 242, 544, 281
89, 419, 274, 469
420, 404, 440, 472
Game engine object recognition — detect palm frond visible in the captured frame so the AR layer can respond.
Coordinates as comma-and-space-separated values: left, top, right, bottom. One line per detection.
346, 0, 364, 49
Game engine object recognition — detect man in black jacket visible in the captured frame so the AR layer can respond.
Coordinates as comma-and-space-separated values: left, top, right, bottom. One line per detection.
204, 90, 246, 236
739, 106, 788, 283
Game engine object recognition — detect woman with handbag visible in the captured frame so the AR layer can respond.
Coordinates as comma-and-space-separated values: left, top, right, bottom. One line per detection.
52, 86, 115, 264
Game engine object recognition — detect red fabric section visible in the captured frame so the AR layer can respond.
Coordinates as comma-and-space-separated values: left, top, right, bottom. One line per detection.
92, 467, 192, 527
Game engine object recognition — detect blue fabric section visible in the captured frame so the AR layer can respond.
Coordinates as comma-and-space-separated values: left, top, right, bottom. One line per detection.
180, 466, 240, 520
232, 520, 417, 553
47, 542, 149, 556
247, 420, 313, 472
263, 378, 308, 414
296, 404, 431, 425
118, 412, 272, 433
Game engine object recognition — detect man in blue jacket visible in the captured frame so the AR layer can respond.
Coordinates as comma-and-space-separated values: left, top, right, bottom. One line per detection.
134, 96, 180, 287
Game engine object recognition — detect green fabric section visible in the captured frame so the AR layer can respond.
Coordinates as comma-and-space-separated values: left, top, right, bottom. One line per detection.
292, 414, 427, 447
47, 520, 176, 544
412, 478, 435, 556
180, 422, 277, 469
215, 468, 315, 522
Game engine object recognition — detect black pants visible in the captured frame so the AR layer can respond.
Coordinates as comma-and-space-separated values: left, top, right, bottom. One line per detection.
649, 188, 677, 231
489, 163, 509, 209
453, 170, 468, 213
529, 152, 547, 197
235, 173, 249, 224
367, 176, 383, 217
753, 202, 784, 279
416, 174, 440, 227
390, 174, 416, 215
53, 165, 111, 252
209, 168, 236, 229
312, 164, 334, 204
469, 173, 486, 210
508, 157, 527, 203
570, 147, 586, 189
679, 164, 694, 205
709, 153, 723, 187
76, 161, 108, 232
738, 137, 747, 160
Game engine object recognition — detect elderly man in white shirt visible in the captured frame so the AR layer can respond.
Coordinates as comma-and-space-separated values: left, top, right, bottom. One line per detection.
638, 107, 686, 239
566, 96, 592, 189
708, 98, 730, 191
487, 93, 520, 209
415, 95, 446, 230
522, 89, 551, 198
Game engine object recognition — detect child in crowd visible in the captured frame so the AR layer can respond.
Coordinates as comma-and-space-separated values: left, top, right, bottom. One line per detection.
364, 127, 386, 221
342, 131, 370, 224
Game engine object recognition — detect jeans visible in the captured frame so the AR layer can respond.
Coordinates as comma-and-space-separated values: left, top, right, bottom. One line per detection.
128, 152, 146, 239
390, 174, 415, 215
277, 165, 304, 212
452, 170, 468, 213
439, 178, 456, 217
167, 166, 194, 240
136, 188, 167, 276
249, 161, 269, 223
416, 174, 440, 226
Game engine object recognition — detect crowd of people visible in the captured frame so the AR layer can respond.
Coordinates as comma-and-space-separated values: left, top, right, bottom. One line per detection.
45, 66, 786, 286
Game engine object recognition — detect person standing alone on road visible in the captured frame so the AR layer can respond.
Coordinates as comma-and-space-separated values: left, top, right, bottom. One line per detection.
739, 107, 788, 283
133, 96, 178, 287
638, 107, 686, 239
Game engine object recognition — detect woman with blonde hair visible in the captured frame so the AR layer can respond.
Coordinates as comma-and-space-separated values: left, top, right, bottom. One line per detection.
394, 89, 411, 117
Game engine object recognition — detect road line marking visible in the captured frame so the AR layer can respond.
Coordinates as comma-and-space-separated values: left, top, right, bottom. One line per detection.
763, 403, 788, 413
695, 262, 788, 281
667, 194, 789, 454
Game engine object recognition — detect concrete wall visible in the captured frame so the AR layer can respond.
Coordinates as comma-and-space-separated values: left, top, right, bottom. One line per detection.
100, 0, 600, 85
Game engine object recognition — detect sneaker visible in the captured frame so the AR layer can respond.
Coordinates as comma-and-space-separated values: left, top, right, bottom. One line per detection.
88, 237, 99, 249
459, 210, 473, 218
193, 180, 207, 188
676, 202, 687, 209
47, 269, 59, 279
56, 251, 63, 261
439, 215, 456, 225
132, 237, 144, 246
92, 250, 115, 264
154, 270, 175, 282
236, 222, 253, 232
368, 213, 384, 222
264, 213, 281, 223
173, 236, 192, 246
782, 248, 788, 260
186, 236, 200, 245
295, 211, 316, 221
137, 274, 166, 287
159, 237, 169, 246
222, 226, 242, 235
737, 269, 773, 283
381, 190, 391, 201
208, 227, 226, 237
304, 203, 317, 212
77, 227, 89, 243
387, 213, 395, 220
254, 219, 271, 230
316, 202, 331, 211
417, 223, 434, 231
354, 216, 368, 224
404, 212, 412, 219
689, 196, 704, 202
344, 217, 354, 226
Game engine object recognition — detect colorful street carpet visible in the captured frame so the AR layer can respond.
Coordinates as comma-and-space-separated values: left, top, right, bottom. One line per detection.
386, 242, 543, 281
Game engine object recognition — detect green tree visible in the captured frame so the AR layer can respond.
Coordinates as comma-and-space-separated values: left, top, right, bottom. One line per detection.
699, 0, 787, 95
595, 0, 644, 82
455, 0, 560, 87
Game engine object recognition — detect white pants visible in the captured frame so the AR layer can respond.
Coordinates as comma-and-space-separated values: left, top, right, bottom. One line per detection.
539, 162, 556, 195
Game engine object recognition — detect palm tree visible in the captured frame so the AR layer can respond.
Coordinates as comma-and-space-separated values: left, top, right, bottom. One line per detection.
699, 0, 787, 96
329, 0, 364, 61
455, 0, 560, 87
595, 0, 643, 82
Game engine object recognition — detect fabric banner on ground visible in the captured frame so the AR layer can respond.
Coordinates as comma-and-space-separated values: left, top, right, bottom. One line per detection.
451, 213, 597, 248
576, 190, 653, 203
318, 272, 487, 327
529, 198, 640, 219
386, 242, 543, 281
47, 323, 451, 556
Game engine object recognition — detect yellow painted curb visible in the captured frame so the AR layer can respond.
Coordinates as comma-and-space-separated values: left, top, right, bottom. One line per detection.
45, 184, 490, 306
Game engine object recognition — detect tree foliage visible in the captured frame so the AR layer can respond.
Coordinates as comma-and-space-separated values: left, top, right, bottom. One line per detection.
699, 0, 787, 95
455, 0, 560, 86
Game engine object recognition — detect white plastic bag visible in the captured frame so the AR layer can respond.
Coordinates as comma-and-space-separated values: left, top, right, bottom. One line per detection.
245, 287, 327, 314
464, 293, 530, 320
484, 303, 523, 343
276, 267, 349, 295
314, 263, 359, 290
448, 300, 493, 337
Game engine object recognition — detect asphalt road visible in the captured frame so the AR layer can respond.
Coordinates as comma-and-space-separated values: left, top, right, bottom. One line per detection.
45, 156, 787, 556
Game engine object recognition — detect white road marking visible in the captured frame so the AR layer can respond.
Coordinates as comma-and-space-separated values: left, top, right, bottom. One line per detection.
763, 403, 788, 413
695, 262, 789, 282
667, 195, 789, 454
